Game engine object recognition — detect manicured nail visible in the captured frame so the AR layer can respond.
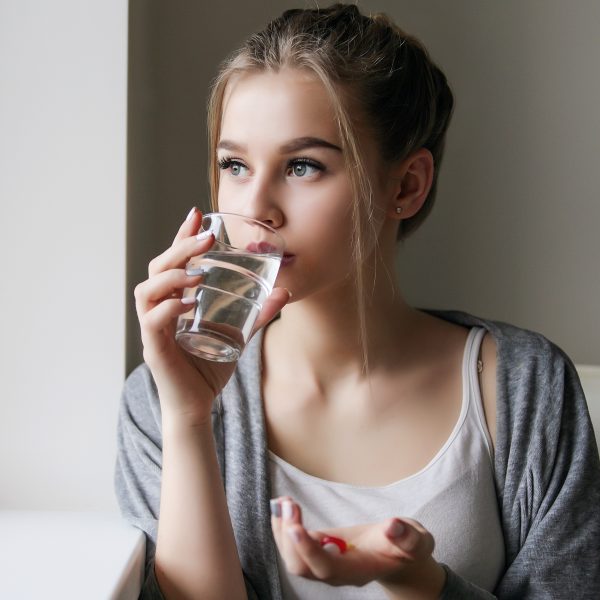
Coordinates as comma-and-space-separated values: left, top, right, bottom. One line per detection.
185, 267, 205, 278
196, 230, 213, 241
270, 499, 281, 518
287, 528, 301, 544
387, 520, 405, 539
181, 296, 196, 305
282, 501, 294, 520
185, 207, 197, 221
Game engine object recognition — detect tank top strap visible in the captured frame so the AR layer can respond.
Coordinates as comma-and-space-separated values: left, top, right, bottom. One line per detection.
462, 326, 495, 462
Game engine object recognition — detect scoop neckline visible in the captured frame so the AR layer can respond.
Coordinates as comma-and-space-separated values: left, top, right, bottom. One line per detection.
258, 326, 483, 491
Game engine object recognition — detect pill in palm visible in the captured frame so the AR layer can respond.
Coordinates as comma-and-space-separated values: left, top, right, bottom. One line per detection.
320, 535, 350, 554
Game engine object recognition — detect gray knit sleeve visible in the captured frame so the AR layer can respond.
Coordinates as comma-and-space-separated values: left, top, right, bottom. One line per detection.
114, 364, 258, 600
491, 341, 600, 599
114, 364, 165, 599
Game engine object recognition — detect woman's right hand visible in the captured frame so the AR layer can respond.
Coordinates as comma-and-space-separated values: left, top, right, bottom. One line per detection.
134, 207, 290, 426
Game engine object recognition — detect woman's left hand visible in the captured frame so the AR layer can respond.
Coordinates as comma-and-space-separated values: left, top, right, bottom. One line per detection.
270, 497, 446, 598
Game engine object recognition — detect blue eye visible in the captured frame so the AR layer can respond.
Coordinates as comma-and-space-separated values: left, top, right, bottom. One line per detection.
218, 157, 248, 177
288, 159, 323, 178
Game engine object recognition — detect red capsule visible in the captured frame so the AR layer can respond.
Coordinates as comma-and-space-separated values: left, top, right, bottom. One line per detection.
320, 535, 349, 554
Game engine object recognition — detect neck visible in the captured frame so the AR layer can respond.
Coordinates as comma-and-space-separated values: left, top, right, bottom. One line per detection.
268, 254, 422, 385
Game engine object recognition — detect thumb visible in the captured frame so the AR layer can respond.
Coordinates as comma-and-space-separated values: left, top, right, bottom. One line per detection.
382, 518, 435, 561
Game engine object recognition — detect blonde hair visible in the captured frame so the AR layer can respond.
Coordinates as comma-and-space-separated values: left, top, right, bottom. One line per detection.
207, 3, 454, 367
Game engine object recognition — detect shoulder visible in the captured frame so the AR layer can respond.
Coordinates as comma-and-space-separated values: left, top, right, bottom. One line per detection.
478, 315, 581, 417
427, 309, 588, 449
431, 310, 594, 475
426, 309, 577, 381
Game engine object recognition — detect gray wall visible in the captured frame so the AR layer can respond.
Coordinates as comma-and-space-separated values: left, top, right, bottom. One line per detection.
127, 0, 600, 373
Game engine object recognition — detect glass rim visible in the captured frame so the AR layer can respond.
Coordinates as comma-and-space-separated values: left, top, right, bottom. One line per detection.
201, 211, 285, 253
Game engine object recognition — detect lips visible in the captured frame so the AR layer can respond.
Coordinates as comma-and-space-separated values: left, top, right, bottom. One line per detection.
245, 241, 295, 266
281, 253, 295, 267
246, 241, 278, 255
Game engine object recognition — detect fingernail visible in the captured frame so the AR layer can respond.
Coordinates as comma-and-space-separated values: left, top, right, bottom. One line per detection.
186, 267, 205, 278
284, 288, 293, 300
181, 296, 196, 305
196, 230, 213, 241
185, 207, 197, 221
282, 500, 294, 520
270, 499, 281, 518
387, 520, 405, 539
287, 528, 301, 544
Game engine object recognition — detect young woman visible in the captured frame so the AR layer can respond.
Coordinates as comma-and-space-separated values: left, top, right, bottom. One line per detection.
116, 4, 600, 599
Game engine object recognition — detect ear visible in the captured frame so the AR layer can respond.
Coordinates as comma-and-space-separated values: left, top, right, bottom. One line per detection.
385, 148, 434, 220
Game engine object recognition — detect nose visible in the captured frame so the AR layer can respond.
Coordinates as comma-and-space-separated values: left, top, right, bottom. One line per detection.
238, 172, 284, 230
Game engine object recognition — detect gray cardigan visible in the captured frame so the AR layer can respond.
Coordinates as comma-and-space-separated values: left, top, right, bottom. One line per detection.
115, 311, 600, 599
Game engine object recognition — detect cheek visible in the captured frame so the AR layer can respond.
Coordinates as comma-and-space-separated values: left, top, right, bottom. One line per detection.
297, 215, 356, 288
298, 177, 354, 223
290, 192, 354, 257
215, 180, 238, 212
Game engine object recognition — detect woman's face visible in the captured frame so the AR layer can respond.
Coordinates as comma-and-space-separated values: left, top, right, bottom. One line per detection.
216, 68, 393, 301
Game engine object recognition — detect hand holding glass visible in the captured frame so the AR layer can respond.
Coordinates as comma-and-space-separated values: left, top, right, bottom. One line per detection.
176, 213, 284, 362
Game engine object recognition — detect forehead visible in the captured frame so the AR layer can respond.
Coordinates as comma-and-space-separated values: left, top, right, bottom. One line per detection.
220, 68, 341, 145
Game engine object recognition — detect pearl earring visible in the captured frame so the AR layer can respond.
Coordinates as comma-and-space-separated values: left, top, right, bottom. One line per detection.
395, 206, 403, 215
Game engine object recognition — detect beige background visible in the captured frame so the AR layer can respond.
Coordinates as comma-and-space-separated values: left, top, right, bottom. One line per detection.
127, 0, 600, 374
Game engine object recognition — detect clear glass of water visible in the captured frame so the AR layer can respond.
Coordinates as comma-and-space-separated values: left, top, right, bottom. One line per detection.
175, 212, 284, 362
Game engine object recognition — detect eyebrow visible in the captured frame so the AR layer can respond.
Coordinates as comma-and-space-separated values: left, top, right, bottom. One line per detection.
216, 136, 342, 154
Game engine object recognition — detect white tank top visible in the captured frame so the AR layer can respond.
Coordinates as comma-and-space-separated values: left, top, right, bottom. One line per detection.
269, 327, 505, 598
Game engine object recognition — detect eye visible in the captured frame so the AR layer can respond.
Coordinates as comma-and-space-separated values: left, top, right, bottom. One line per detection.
218, 157, 249, 177
287, 158, 323, 178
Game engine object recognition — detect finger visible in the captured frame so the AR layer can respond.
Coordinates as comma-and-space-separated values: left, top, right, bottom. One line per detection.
172, 206, 202, 244
383, 518, 435, 561
139, 297, 197, 351
306, 530, 328, 544
280, 500, 311, 577
251, 287, 292, 336
135, 269, 202, 314
270, 497, 284, 547
286, 525, 335, 580
148, 230, 214, 277
270, 496, 294, 550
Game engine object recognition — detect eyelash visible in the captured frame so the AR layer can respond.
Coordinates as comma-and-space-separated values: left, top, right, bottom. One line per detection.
217, 156, 240, 171
217, 156, 325, 176
288, 157, 324, 176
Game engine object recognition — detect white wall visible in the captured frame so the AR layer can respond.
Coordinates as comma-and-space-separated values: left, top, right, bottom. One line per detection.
0, 2, 127, 511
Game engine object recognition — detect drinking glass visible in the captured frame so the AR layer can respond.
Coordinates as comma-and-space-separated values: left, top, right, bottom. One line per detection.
175, 212, 284, 362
